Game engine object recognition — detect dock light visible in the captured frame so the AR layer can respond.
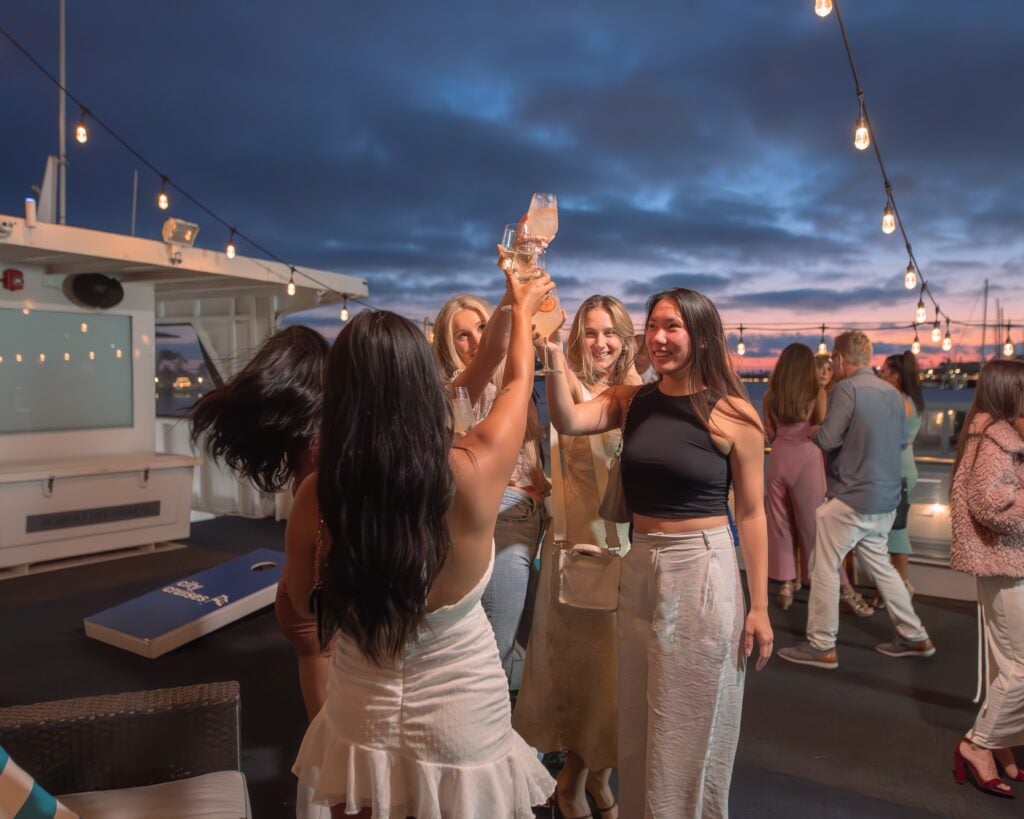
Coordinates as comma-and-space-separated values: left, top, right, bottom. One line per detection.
911, 330, 921, 356
74, 108, 89, 144
340, 298, 349, 322
815, 0, 833, 17
854, 112, 870, 151
904, 263, 917, 290
157, 176, 170, 210
226, 229, 236, 259
736, 324, 746, 357
287, 268, 297, 297
162, 218, 200, 247
1004, 325, 1015, 357
915, 298, 927, 324
882, 201, 896, 234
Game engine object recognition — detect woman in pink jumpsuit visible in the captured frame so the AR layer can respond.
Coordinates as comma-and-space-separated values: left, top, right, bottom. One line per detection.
764, 344, 827, 609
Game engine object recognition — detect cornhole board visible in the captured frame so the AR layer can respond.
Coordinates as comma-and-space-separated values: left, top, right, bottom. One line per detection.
84, 548, 283, 658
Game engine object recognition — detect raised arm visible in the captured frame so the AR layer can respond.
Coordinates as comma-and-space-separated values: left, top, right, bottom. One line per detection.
541, 335, 625, 435
451, 290, 512, 407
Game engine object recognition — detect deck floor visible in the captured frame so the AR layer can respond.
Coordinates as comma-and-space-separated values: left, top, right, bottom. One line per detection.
1, 516, 1015, 818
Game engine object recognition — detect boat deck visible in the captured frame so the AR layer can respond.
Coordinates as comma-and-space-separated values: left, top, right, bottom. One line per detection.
1, 516, 1014, 818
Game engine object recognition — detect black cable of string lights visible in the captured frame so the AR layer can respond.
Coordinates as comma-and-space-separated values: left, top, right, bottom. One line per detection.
0, 21, 371, 309
824, 0, 947, 325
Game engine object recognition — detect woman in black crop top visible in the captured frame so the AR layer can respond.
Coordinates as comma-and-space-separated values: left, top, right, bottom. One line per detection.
541, 288, 771, 819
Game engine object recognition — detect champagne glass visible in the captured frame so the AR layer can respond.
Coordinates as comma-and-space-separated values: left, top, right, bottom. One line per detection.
525, 193, 558, 247
448, 385, 474, 436
533, 287, 562, 375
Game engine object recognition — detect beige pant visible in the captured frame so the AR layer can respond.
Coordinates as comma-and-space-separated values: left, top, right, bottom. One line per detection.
969, 575, 1024, 749
617, 526, 745, 819
807, 497, 928, 651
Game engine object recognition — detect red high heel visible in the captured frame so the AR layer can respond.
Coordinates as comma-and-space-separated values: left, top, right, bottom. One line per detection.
954, 741, 1014, 799
995, 751, 1024, 782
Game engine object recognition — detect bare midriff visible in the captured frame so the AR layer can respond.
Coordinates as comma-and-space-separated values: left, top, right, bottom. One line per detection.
632, 513, 729, 535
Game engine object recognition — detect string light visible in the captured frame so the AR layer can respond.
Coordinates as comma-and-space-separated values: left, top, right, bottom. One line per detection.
881, 200, 896, 234
942, 319, 952, 352
1004, 324, 1015, 358
910, 328, 921, 356
286, 267, 297, 297
915, 296, 927, 325
225, 229, 236, 259
817, 324, 828, 355
736, 324, 746, 356
340, 297, 349, 322
157, 176, 170, 210
903, 263, 917, 290
814, 0, 833, 17
74, 107, 88, 144
853, 101, 870, 151
930, 308, 942, 344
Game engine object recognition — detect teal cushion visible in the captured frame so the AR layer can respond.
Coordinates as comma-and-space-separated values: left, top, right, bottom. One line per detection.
0, 745, 79, 819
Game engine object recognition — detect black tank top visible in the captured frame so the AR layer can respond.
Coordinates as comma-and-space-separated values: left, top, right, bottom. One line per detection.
621, 385, 731, 519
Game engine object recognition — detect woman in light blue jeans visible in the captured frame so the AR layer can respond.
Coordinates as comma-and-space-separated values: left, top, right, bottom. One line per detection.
484, 487, 546, 681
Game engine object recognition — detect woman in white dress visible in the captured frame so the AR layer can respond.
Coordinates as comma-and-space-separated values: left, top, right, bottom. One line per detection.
514, 295, 638, 819
288, 269, 556, 818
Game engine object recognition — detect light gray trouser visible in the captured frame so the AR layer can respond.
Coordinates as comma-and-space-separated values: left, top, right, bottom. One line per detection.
807, 496, 929, 651
969, 575, 1024, 749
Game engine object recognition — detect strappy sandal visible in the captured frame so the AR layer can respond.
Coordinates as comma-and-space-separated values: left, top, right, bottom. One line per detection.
593, 800, 618, 819
840, 588, 875, 617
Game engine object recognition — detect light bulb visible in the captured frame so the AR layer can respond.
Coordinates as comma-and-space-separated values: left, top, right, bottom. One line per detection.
854, 113, 870, 151
158, 189, 169, 210
287, 279, 296, 297
882, 202, 896, 234
226, 238, 236, 259
736, 340, 746, 356
930, 322, 942, 343
815, 0, 833, 17
816, 340, 826, 355
1005, 331, 1015, 357
904, 264, 917, 290
915, 300, 927, 324
911, 336, 921, 355
340, 304, 349, 322
942, 332, 952, 352
75, 121, 88, 144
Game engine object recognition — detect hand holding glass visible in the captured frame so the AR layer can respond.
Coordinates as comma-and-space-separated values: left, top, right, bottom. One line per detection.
448, 385, 474, 436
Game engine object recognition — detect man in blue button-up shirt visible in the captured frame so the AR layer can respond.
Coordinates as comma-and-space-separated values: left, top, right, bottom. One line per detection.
780, 331, 934, 670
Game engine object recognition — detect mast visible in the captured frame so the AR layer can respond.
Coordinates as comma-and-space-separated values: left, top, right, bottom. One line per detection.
58, 0, 67, 225
980, 278, 988, 362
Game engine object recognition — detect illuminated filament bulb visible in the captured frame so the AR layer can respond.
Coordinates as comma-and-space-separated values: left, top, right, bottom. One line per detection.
287, 269, 297, 297
915, 299, 927, 324
736, 325, 746, 357
818, 324, 828, 356
226, 230, 236, 259
904, 263, 917, 290
911, 332, 921, 356
930, 317, 942, 344
74, 113, 88, 144
340, 298, 349, 322
814, 0, 833, 17
942, 325, 952, 353
854, 112, 870, 151
1004, 326, 1015, 357
882, 201, 896, 234
157, 177, 170, 210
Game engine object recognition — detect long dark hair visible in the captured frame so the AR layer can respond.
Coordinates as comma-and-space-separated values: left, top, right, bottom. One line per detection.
952, 360, 1024, 477
764, 344, 818, 425
883, 351, 925, 413
190, 325, 328, 492
645, 288, 760, 431
317, 310, 456, 664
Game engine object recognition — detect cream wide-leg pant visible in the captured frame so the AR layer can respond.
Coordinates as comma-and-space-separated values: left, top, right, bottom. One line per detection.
969, 575, 1024, 749
617, 526, 746, 819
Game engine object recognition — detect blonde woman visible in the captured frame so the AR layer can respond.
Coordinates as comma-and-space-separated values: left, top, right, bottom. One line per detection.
515, 295, 639, 819
433, 293, 549, 684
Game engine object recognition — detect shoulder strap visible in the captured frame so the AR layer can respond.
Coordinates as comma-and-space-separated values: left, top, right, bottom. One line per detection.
548, 424, 568, 543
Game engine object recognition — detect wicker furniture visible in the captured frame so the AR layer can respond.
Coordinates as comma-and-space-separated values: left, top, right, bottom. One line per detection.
0, 681, 250, 818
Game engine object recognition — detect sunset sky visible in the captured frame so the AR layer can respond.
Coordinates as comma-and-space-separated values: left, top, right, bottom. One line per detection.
2, 2, 1021, 370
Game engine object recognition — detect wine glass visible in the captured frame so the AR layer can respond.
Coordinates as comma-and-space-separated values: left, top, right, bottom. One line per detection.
525, 193, 558, 247
448, 385, 474, 436
533, 287, 562, 375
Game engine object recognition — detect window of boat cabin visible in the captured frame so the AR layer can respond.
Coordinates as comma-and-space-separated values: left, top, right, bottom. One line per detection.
154, 324, 222, 418
0, 307, 133, 433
